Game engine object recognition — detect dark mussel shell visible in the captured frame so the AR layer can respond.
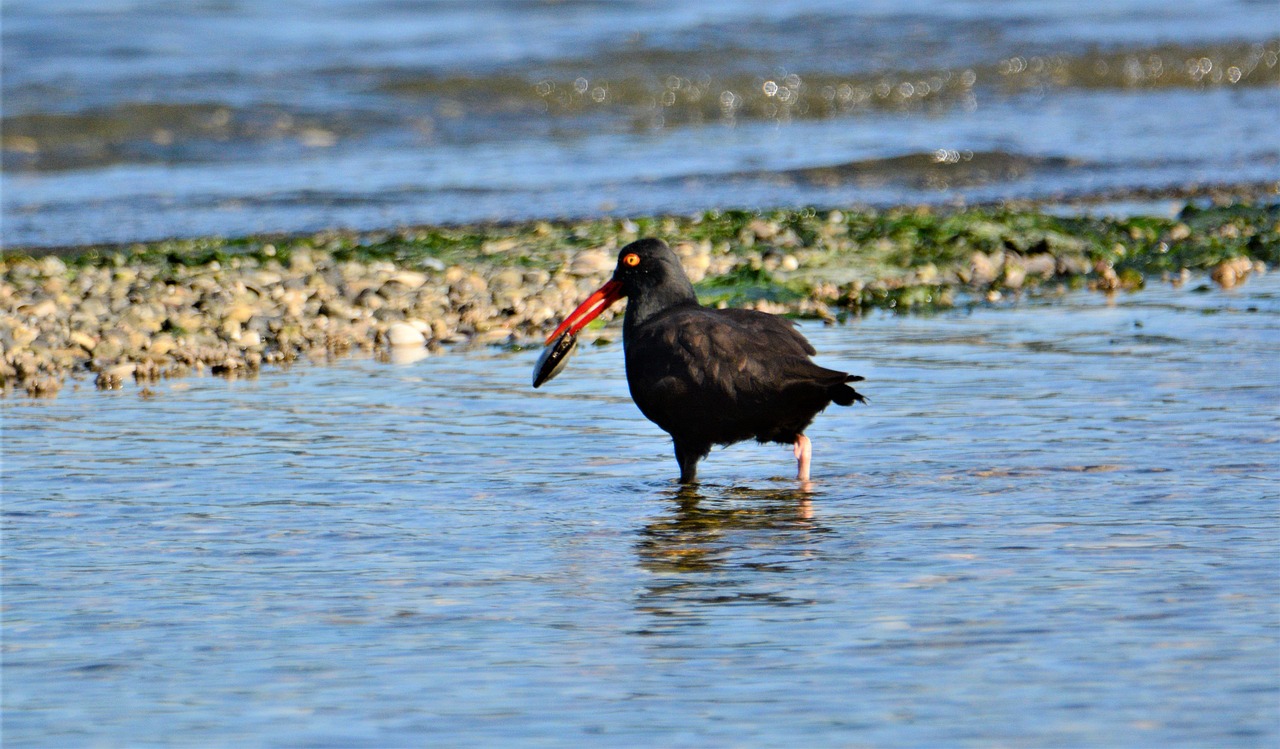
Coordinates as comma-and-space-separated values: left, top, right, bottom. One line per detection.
532, 330, 578, 388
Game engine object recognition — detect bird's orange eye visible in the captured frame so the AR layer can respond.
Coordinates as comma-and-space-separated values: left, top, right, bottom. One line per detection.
623, 253, 640, 267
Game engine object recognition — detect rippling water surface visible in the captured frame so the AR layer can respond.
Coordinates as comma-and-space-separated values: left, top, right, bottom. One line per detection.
3, 0, 1279, 247
4, 277, 1278, 747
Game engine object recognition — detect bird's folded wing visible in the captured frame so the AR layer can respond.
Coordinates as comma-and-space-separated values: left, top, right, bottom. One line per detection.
641, 308, 833, 404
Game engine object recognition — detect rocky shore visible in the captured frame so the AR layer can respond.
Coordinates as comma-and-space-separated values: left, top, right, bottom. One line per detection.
2, 202, 1276, 398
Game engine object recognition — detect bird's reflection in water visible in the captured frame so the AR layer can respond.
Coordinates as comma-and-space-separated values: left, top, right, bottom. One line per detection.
634, 482, 834, 625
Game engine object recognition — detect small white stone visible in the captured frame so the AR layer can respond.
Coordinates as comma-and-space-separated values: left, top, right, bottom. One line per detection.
386, 322, 426, 347
388, 270, 428, 289
39, 256, 68, 275
570, 249, 613, 276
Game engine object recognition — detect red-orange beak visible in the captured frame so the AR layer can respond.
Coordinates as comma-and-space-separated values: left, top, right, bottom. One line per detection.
545, 279, 624, 344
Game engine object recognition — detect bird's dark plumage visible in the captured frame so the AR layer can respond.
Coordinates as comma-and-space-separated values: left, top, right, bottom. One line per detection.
541, 237, 866, 482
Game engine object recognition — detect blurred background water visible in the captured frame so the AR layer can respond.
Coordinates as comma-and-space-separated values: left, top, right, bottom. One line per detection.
4, 278, 1278, 747
3, 0, 1279, 247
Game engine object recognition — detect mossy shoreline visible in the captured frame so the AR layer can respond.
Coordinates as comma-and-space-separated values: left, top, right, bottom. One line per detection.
3, 201, 1277, 398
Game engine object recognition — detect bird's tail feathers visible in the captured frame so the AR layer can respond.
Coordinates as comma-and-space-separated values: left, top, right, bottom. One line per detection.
831, 374, 868, 406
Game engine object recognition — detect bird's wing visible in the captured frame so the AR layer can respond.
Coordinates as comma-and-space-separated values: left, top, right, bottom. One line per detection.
630, 307, 839, 409
712, 307, 817, 356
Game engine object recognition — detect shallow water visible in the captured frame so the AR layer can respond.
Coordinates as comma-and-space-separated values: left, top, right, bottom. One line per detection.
4, 276, 1278, 747
4, 1, 1279, 247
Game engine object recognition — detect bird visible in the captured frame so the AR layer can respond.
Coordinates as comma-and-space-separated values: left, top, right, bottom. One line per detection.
540, 238, 866, 483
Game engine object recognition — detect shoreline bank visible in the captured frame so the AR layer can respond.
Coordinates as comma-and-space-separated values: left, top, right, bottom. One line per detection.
3, 200, 1276, 398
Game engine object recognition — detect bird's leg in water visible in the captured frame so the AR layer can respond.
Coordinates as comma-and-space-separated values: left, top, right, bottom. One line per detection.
675, 442, 701, 484
793, 434, 812, 482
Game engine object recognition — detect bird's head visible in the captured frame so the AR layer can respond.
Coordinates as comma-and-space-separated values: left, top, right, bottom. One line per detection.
607, 238, 692, 299
544, 238, 696, 344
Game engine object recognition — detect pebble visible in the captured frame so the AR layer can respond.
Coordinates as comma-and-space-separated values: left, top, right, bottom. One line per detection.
1210, 256, 1255, 289
569, 249, 613, 276
386, 322, 427, 347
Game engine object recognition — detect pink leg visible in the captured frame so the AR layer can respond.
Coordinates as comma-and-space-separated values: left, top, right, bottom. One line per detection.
793, 434, 812, 482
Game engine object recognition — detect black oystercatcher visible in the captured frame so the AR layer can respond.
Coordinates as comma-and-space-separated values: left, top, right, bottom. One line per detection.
540, 238, 866, 483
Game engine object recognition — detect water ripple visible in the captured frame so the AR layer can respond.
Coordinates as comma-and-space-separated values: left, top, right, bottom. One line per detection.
3, 278, 1278, 746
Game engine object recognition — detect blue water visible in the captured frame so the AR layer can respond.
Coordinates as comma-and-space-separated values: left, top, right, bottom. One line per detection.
4, 276, 1278, 747
3, 0, 1279, 247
